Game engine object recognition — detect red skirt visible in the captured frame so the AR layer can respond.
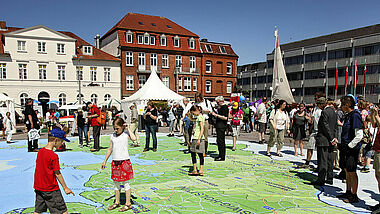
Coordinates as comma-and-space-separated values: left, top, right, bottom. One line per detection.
111, 159, 134, 182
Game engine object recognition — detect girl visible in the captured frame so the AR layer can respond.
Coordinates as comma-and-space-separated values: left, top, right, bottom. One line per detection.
291, 103, 310, 156
188, 105, 206, 176
101, 118, 136, 212
230, 102, 243, 151
4, 112, 16, 143
267, 100, 290, 157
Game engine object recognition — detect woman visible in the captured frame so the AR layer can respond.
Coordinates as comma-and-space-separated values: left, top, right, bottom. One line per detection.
291, 103, 310, 156
167, 104, 176, 137
188, 105, 206, 176
4, 112, 16, 143
143, 101, 158, 152
229, 102, 243, 151
267, 100, 290, 157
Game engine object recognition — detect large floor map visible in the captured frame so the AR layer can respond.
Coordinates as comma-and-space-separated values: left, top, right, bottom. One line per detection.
0, 133, 377, 213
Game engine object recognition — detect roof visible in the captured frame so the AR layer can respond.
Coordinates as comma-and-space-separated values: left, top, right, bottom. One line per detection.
200, 41, 238, 57
102, 13, 199, 39
280, 23, 380, 51
0, 27, 22, 54
238, 62, 266, 72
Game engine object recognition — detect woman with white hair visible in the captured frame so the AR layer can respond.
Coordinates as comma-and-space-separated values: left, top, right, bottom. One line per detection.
211, 96, 229, 161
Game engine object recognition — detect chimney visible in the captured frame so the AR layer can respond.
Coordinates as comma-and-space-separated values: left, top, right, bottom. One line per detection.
94, 34, 100, 49
0, 21, 6, 30
200, 38, 208, 42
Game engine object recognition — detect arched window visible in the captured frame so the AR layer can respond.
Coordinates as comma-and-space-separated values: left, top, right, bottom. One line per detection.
58, 93, 66, 106
104, 94, 111, 102
91, 94, 98, 105
77, 94, 84, 104
20, 93, 28, 106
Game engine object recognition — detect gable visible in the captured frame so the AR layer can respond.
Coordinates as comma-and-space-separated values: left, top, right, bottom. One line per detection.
4, 25, 76, 41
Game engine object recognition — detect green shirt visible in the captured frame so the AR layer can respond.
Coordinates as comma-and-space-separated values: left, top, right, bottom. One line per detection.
193, 114, 205, 140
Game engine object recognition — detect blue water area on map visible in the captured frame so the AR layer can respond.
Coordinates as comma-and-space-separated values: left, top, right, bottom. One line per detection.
235, 177, 242, 179
263, 206, 274, 210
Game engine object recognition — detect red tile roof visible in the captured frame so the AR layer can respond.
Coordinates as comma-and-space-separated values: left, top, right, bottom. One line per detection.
200, 41, 238, 57
0, 27, 22, 54
102, 13, 199, 39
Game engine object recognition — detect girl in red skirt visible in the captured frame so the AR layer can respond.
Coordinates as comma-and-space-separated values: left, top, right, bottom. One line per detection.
102, 118, 136, 212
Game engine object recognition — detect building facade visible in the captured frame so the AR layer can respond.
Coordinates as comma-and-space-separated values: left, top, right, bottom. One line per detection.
238, 24, 380, 104
0, 22, 121, 113
99, 13, 238, 100
237, 62, 267, 101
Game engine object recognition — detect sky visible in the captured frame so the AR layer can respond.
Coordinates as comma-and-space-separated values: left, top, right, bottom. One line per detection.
3, 0, 380, 65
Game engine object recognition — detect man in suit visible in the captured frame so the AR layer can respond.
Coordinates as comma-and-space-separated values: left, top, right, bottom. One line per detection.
311, 97, 338, 185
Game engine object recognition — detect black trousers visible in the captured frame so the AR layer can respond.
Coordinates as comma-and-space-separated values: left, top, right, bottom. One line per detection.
93, 125, 101, 149
317, 146, 333, 182
191, 152, 204, 165
216, 128, 226, 159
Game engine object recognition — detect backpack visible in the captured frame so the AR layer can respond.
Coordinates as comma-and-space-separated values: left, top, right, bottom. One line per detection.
97, 112, 107, 125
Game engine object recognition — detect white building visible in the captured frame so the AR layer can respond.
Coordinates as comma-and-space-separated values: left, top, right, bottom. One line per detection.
0, 22, 121, 114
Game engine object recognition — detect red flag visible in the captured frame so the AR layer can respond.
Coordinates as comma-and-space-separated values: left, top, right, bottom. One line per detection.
344, 63, 349, 88
364, 59, 367, 88
335, 63, 339, 90
354, 61, 358, 89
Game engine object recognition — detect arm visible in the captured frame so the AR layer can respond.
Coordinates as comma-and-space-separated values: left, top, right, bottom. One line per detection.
320, 111, 336, 143
28, 115, 34, 129
101, 141, 113, 169
197, 120, 204, 146
269, 110, 276, 130
54, 170, 74, 195
126, 125, 136, 141
348, 129, 364, 148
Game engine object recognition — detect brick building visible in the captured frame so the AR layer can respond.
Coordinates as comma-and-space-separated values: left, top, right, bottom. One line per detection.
99, 13, 238, 100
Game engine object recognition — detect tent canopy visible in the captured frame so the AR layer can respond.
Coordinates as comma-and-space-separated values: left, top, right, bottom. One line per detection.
122, 70, 185, 102
0, 93, 13, 102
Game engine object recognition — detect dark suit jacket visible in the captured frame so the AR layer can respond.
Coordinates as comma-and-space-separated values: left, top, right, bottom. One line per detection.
316, 106, 338, 147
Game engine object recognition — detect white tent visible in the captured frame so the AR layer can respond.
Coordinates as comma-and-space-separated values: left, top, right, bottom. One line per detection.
0, 93, 16, 133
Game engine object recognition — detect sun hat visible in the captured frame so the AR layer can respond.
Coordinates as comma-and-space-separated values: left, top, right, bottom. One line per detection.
232, 102, 239, 109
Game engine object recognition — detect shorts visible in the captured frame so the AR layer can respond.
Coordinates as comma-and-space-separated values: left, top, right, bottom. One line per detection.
304, 133, 316, 150
258, 122, 266, 133
343, 147, 360, 172
34, 189, 67, 213
111, 160, 134, 182
113, 181, 131, 191
362, 143, 374, 158
232, 125, 241, 137
374, 151, 380, 171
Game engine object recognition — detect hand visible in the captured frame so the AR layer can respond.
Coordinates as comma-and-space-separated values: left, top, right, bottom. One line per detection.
64, 188, 75, 196
273, 125, 277, 130
287, 130, 290, 134
196, 139, 201, 146
211, 112, 217, 117
101, 162, 106, 170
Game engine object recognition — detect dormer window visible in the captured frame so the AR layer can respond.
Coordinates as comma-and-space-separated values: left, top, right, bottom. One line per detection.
144, 33, 150, 45
220, 46, 226, 54
83, 46, 92, 55
173, 36, 180, 47
137, 34, 143, 44
150, 36, 155, 45
205, 44, 212, 53
126, 31, 133, 43
189, 38, 195, 49
160, 34, 166, 46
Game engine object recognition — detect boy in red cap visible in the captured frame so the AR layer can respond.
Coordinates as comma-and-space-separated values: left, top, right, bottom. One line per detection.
33, 128, 74, 214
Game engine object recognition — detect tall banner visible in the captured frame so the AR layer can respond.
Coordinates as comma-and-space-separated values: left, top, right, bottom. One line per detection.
364, 59, 367, 98
335, 62, 338, 90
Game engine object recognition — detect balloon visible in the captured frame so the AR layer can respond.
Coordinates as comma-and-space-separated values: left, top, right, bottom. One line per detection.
240, 96, 245, 101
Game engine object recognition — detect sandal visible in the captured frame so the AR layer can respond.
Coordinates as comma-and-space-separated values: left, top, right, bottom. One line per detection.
188, 170, 199, 176
108, 203, 120, 210
119, 204, 133, 212
266, 152, 271, 157
198, 172, 204, 176
277, 153, 283, 157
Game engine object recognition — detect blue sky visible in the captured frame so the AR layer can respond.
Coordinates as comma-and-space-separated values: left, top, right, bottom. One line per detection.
3, 0, 380, 65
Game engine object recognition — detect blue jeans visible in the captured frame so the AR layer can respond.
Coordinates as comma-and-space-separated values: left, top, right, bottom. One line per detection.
78, 125, 89, 145
145, 124, 158, 149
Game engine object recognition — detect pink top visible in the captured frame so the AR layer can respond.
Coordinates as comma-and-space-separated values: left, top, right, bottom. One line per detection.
230, 109, 243, 126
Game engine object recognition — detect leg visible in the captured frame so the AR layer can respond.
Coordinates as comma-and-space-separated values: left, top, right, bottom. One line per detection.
6, 131, 12, 142
376, 170, 380, 193
189, 152, 198, 175
198, 153, 204, 174
317, 146, 328, 183
33, 139, 39, 150
84, 125, 89, 144
299, 140, 304, 156
294, 140, 298, 156
144, 125, 151, 149
267, 128, 276, 154
216, 128, 226, 159
78, 126, 83, 146
276, 129, 284, 155
93, 126, 101, 150
27, 130, 33, 151
151, 125, 158, 150
203, 121, 209, 155
326, 146, 334, 182
232, 136, 237, 150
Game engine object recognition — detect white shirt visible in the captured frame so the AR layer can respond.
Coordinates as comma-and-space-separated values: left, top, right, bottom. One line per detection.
111, 132, 130, 161
182, 103, 193, 118
256, 103, 267, 123
312, 107, 322, 133
197, 100, 211, 120
289, 108, 298, 119
276, 111, 287, 130
4, 117, 13, 131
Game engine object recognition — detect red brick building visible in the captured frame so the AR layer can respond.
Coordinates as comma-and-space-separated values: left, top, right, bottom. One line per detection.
99, 13, 238, 100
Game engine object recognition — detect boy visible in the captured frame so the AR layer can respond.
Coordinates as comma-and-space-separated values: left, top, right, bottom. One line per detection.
34, 128, 75, 214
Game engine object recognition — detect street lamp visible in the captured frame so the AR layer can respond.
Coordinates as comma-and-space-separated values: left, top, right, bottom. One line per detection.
78, 56, 83, 104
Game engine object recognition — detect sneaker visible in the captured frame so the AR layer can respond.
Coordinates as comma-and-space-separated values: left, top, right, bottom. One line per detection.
297, 164, 310, 169
360, 167, 370, 173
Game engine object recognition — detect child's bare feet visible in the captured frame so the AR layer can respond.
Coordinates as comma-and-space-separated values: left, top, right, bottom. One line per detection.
118, 204, 132, 212
108, 203, 120, 210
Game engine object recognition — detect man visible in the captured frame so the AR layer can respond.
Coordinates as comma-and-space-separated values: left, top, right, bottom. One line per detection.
25, 98, 40, 152
369, 105, 380, 213
256, 97, 268, 144
129, 103, 140, 147
311, 97, 338, 186
181, 98, 193, 153
194, 93, 212, 156
211, 96, 229, 161
87, 102, 101, 152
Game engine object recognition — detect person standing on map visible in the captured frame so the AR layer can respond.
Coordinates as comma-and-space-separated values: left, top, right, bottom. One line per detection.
188, 105, 206, 176
33, 128, 74, 214
25, 98, 40, 152
194, 92, 212, 157
101, 118, 136, 212
87, 102, 101, 152
143, 101, 158, 152
211, 96, 229, 161
369, 104, 380, 212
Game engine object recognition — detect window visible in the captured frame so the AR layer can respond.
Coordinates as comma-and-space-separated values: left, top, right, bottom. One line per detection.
190, 56, 196, 71
38, 42, 46, 53
226, 63, 232, 74
137, 35, 143, 44
17, 41, 26, 51
90, 67, 97, 81
126, 75, 134, 90
178, 77, 182, 91
39, 64, 47, 80
162, 54, 169, 68
77, 94, 84, 103
126, 31, 133, 43
175, 55, 182, 69
163, 76, 169, 87
206, 61, 212, 73
189, 38, 195, 49
160, 35, 167, 46
58, 65, 65, 80
174, 36, 180, 47
91, 94, 98, 105
76, 66, 83, 80
150, 53, 157, 67
138, 53, 145, 65
193, 78, 197, 91
205, 44, 212, 52
150, 36, 155, 45
206, 80, 212, 93
144, 33, 150, 45
57, 44, 65, 54
58, 93, 66, 106
184, 77, 191, 91
104, 68, 111, 82
126, 51, 133, 66
138, 75, 146, 88
20, 93, 28, 106
104, 94, 111, 102
220, 46, 226, 54
226, 81, 232, 93
83, 46, 92, 55
0, 64, 6, 79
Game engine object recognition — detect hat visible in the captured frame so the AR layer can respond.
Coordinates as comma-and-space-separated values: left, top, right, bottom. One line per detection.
129, 103, 135, 108
215, 96, 224, 102
316, 97, 326, 104
49, 128, 70, 142
232, 102, 239, 109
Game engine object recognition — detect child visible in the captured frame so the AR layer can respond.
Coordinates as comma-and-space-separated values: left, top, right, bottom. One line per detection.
33, 128, 74, 214
102, 118, 136, 212
188, 105, 205, 176
4, 112, 16, 143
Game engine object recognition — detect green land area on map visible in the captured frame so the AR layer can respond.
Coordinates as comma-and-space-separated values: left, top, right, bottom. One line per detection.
9, 135, 351, 214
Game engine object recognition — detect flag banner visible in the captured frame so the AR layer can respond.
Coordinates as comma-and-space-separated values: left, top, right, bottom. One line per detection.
335, 63, 338, 90
354, 61, 358, 89
344, 63, 349, 88
364, 59, 367, 88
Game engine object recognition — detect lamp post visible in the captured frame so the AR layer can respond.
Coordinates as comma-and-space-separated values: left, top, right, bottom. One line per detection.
78, 56, 83, 104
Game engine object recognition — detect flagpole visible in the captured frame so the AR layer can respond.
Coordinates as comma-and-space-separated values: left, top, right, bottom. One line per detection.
335, 62, 337, 100
354, 60, 357, 98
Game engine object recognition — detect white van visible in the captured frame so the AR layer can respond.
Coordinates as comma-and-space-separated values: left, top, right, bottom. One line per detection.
58, 104, 85, 122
